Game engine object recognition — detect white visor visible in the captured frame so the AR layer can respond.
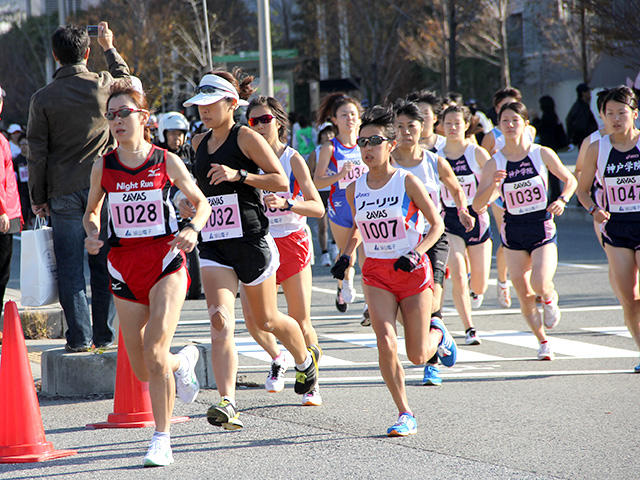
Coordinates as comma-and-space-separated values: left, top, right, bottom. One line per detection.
183, 74, 249, 108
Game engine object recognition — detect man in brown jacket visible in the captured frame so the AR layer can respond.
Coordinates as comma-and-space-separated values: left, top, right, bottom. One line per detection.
27, 21, 129, 352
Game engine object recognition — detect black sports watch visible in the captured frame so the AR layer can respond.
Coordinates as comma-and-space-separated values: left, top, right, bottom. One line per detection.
184, 222, 201, 234
237, 169, 248, 183
284, 199, 296, 211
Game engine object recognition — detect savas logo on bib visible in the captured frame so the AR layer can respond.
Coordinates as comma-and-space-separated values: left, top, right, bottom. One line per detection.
366, 210, 388, 220
122, 192, 147, 202
617, 177, 637, 185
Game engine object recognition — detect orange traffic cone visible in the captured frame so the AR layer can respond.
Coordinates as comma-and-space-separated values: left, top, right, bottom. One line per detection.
0, 301, 76, 463
86, 331, 189, 429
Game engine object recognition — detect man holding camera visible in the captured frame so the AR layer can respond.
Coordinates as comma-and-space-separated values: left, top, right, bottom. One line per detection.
27, 21, 129, 352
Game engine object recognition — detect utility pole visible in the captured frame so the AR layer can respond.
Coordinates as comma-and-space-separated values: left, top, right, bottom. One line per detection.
257, 0, 274, 96
202, 0, 213, 71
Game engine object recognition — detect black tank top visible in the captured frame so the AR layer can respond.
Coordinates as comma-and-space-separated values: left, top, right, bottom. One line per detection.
194, 124, 269, 239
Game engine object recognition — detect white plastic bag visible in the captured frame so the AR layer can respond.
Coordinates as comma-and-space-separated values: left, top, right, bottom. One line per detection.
20, 217, 59, 306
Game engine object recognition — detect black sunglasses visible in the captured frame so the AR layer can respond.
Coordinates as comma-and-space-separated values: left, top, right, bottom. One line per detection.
195, 85, 233, 95
356, 135, 391, 148
105, 107, 147, 121
248, 114, 274, 127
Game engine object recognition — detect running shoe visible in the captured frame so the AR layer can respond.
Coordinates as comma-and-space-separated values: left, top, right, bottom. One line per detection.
634, 362, 640, 373
320, 252, 331, 266
342, 277, 356, 303
329, 242, 339, 259
308, 344, 323, 364
542, 291, 561, 329
302, 385, 323, 406
470, 291, 484, 309
174, 345, 200, 404
422, 364, 442, 386
387, 413, 417, 437
265, 359, 287, 393
497, 282, 511, 308
465, 328, 481, 345
360, 306, 371, 327
143, 437, 174, 467
430, 317, 457, 367
206, 399, 244, 430
537, 342, 554, 361
294, 349, 318, 395
335, 287, 347, 312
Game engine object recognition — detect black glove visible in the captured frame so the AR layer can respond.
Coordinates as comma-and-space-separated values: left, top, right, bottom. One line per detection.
331, 254, 351, 280
393, 250, 422, 272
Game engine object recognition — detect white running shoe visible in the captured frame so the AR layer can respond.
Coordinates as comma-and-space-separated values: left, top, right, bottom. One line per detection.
537, 342, 554, 361
465, 328, 481, 345
320, 252, 331, 266
265, 359, 287, 393
360, 305, 371, 327
329, 243, 339, 259
143, 437, 174, 467
470, 292, 484, 309
497, 282, 511, 308
342, 277, 356, 304
542, 291, 561, 329
302, 385, 322, 406
174, 345, 200, 404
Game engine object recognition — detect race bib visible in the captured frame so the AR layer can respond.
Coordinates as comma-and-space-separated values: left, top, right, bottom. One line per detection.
201, 194, 243, 241
358, 217, 410, 256
337, 160, 368, 189
109, 189, 165, 238
442, 174, 476, 208
503, 176, 548, 215
605, 175, 640, 213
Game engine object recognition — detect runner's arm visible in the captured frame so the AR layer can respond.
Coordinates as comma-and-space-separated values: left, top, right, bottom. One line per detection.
405, 174, 444, 255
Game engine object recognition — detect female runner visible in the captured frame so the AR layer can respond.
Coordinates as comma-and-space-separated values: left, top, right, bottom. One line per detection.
83, 82, 211, 467
242, 96, 325, 405
331, 105, 457, 436
407, 89, 446, 153
391, 99, 474, 384
574, 89, 611, 245
474, 101, 576, 360
313, 93, 364, 312
438, 105, 492, 344
576, 86, 640, 372
481, 87, 537, 308
181, 71, 318, 429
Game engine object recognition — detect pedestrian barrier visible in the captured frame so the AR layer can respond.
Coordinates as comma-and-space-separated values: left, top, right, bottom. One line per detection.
0, 301, 77, 463
86, 331, 189, 429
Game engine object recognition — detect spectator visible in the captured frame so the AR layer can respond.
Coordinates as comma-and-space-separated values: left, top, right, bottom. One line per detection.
295, 114, 315, 158
7, 124, 23, 159
0, 86, 23, 310
27, 21, 129, 352
566, 83, 598, 147
534, 95, 569, 202
12, 134, 33, 228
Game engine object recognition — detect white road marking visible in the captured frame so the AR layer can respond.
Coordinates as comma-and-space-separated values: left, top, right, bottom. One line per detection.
312, 285, 364, 298
581, 326, 632, 338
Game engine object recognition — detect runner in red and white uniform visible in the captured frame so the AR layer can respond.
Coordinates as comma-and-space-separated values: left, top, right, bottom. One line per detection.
83, 81, 211, 467
439, 105, 492, 344
577, 86, 640, 373
313, 93, 364, 312
331, 105, 457, 437
242, 96, 325, 406
475, 101, 576, 361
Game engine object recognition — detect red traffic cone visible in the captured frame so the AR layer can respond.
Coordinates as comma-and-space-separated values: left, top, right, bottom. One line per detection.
0, 301, 76, 463
86, 331, 189, 429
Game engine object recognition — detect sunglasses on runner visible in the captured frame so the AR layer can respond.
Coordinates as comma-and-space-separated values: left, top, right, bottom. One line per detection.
248, 114, 275, 127
105, 107, 148, 121
356, 135, 391, 148
195, 85, 235, 95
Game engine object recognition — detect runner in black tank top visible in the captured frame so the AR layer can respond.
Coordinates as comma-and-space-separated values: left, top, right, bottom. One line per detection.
181, 71, 319, 431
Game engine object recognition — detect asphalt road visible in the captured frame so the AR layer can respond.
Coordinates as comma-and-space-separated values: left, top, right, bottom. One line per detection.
2, 210, 639, 480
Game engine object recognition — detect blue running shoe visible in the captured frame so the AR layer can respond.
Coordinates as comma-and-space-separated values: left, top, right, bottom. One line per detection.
430, 317, 457, 367
387, 413, 417, 437
422, 364, 442, 386
634, 362, 640, 373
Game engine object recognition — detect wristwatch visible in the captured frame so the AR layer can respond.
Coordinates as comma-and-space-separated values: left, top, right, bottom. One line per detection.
237, 169, 248, 183
184, 222, 200, 233
558, 195, 569, 204
588, 205, 598, 215
284, 199, 296, 211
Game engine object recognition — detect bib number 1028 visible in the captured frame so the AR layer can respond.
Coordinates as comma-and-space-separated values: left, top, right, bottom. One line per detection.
113, 203, 158, 225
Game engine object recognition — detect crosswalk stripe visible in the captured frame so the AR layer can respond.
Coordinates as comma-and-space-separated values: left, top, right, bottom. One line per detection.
581, 326, 632, 338
464, 330, 638, 358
